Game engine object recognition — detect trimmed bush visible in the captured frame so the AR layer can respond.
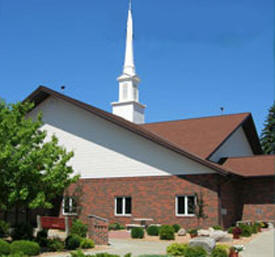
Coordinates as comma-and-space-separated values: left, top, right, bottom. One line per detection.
0, 239, 11, 255
159, 225, 175, 240
11, 223, 33, 241
212, 225, 223, 230
108, 223, 125, 231
166, 243, 187, 256
139, 255, 169, 257
172, 224, 181, 233
146, 225, 160, 236
227, 227, 234, 234
0, 220, 10, 238
65, 234, 82, 250
184, 246, 207, 257
80, 238, 95, 249
35, 229, 48, 247
131, 227, 144, 239
239, 224, 252, 237
71, 219, 88, 238
47, 238, 64, 252
211, 246, 228, 257
10, 240, 40, 256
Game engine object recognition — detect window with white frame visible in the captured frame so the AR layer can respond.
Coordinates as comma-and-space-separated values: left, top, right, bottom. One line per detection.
176, 195, 196, 216
63, 196, 77, 215
115, 197, 132, 216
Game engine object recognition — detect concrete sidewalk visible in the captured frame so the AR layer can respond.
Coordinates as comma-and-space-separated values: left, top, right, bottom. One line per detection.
242, 229, 274, 257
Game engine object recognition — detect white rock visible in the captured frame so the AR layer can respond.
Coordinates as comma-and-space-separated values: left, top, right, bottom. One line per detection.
208, 227, 215, 232
189, 237, 216, 253
177, 228, 186, 236
210, 230, 228, 241
268, 222, 274, 229
198, 229, 211, 237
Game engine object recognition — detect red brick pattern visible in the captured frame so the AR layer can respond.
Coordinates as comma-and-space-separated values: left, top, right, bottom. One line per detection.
66, 175, 220, 229
62, 175, 275, 231
87, 215, 109, 245
242, 177, 275, 222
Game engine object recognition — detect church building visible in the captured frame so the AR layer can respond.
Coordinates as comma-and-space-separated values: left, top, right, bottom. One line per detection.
25, 3, 274, 228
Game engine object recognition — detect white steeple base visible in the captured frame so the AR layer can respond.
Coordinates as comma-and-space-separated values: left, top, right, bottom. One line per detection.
112, 100, 145, 124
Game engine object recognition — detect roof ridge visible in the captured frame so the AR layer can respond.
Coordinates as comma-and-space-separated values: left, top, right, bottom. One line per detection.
142, 112, 251, 125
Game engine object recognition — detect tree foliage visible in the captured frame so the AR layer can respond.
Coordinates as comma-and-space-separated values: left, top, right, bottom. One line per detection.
260, 103, 275, 154
0, 101, 79, 211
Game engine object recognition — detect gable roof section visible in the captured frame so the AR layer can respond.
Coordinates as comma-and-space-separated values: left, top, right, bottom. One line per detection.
141, 113, 262, 159
223, 155, 275, 177
25, 86, 238, 177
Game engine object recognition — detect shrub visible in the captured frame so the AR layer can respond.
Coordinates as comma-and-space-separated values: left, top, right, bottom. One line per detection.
239, 224, 252, 237
139, 255, 169, 257
184, 246, 207, 257
188, 229, 198, 237
80, 238, 95, 249
159, 225, 175, 240
65, 234, 82, 250
212, 225, 223, 230
0, 220, 10, 238
227, 227, 234, 234
131, 227, 144, 239
0, 239, 11, 255
71, 250, 86, 257
172, 224, 181, 233
211, 245, 228, 257
47, 238, 64, 252
71, 219, 88, 238
35, 229, 48, 247
95, 253, 120, 257
146, 225, 160, 236
10, 240, 40, 256
166, 243, 187, 256
4, 252, 28, 257
108, 223, 125, 231
11, 223, 33, 241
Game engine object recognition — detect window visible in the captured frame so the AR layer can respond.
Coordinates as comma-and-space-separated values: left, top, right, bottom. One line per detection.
63, 196, 77, 215
115, 197, 132, 216
176, 195, 196, 216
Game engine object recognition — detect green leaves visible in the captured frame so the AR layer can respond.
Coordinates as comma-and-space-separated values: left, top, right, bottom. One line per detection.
260, 103, 275, 154
0, 100, 78, 212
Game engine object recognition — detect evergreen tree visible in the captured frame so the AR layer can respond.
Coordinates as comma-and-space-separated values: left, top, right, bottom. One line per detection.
0, 101, 79, 217
260, 103, 275, 154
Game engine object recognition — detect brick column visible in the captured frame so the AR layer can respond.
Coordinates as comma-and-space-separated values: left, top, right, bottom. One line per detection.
88, 214, 109, 245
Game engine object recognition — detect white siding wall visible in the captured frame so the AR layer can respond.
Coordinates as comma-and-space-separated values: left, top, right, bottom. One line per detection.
28, 96, 215, 179
209, 127, 253, 162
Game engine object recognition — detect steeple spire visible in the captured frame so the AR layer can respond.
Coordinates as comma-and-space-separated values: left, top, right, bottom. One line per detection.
123, 0, 135, 76
111, 0, 146, 124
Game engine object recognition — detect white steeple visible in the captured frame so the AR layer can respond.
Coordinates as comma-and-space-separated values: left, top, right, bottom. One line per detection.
111, 0, 146, 124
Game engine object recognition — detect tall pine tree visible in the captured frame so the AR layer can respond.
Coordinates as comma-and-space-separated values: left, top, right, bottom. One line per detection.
260, 102, 275, 154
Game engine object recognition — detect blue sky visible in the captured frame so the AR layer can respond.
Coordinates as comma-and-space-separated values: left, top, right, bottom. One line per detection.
0, 0, 273, 134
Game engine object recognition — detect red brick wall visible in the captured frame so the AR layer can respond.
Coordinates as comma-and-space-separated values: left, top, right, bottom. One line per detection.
220, 178, 243, 228
64, 174, 220, 229
242, 177, 275, 222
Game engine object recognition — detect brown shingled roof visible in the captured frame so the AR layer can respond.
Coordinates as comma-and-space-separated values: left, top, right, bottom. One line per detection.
141, 114, 262, 159
223, 155, 275, 177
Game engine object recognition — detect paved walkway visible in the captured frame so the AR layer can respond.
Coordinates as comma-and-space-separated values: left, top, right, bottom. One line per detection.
242, 229, 274, 257
90, 239, 170, 256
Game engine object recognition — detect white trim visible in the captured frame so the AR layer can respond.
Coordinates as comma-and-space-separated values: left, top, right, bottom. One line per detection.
175, 195, 196, 217
115, 196, 132, 216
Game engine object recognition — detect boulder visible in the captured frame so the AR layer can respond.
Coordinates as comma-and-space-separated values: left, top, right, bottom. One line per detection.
208, 227, 215, 232
177, 228, 186, 236
198, 229, 211, 237
209, 230, 228, 241
189, 237, 216, 253
268, 222, 274, 229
